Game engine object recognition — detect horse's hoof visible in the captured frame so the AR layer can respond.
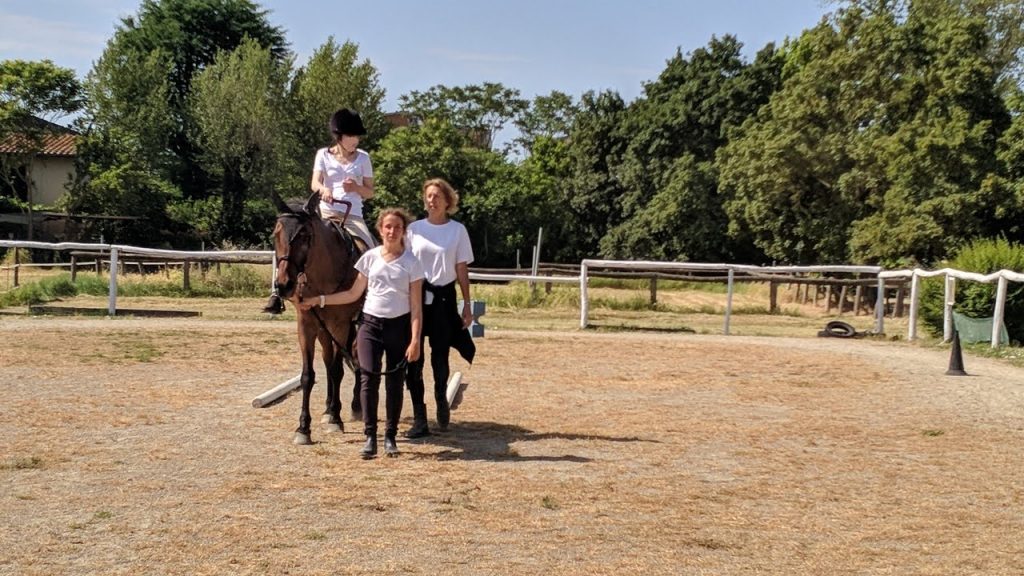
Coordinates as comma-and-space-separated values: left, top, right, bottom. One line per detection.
293, 432, 313, 445
350, 409, 362, 422
320, 413, 332, 424
323, 423, 342, 433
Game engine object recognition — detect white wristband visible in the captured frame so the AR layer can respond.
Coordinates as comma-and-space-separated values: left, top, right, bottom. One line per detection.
319, 294, 325, 308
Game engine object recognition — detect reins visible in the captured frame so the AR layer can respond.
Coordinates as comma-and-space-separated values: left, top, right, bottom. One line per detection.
276, 197, 405, 378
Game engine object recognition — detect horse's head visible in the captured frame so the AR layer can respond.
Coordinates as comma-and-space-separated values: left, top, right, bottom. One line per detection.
270, 194, 322, 300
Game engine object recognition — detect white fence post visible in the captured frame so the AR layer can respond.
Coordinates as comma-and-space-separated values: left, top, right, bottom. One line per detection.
723, 268, 735, 335
579, 261, 589, 329
875, 276, 885, 334
108, 247, 118, 316
943, 274, 955, 343
992, 275, 1008, 349
908, 272, 921, 341
270, 253, 277, 295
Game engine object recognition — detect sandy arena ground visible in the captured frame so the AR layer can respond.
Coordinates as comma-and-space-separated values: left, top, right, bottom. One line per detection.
1, 316, 1023, 575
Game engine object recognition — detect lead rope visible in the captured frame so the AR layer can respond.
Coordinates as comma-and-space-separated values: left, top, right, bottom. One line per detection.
297, 272, 408, 377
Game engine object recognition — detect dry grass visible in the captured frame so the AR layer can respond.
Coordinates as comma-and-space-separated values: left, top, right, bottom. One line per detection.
2, 308, 1023, 575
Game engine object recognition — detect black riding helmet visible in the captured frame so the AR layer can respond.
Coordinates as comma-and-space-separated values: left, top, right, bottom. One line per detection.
330, 108, 367, 136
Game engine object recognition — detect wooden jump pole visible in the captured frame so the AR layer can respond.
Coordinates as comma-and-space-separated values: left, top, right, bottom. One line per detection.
252, 375, 302, 408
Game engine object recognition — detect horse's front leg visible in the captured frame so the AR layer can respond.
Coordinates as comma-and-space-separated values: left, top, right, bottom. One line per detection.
320, 332, 344, 433
294, 325, 317, 446
348, 321, 362, 421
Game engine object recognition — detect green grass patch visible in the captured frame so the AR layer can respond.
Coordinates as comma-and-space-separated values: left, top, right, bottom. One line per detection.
962, 341, 1024, 368
473, 283, 579, 309
2, 456, 44, 470
0, 275, 79, 307
0, 265, 271, 308
591, 295, 666, 312
127, 342, 162, 362
541, 496, 560, 510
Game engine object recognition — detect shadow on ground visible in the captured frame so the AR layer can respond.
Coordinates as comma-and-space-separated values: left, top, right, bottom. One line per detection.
404, 420, 657, 463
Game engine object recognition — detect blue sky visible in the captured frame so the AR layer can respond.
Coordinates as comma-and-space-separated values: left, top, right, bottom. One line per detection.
1, 0, 833, 109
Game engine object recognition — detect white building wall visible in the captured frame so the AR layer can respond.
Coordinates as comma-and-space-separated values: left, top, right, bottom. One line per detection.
30, 156, 75, 206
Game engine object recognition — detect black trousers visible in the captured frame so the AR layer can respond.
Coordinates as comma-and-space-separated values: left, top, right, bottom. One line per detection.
406, 283, 457, 408
356, 313, 410, 436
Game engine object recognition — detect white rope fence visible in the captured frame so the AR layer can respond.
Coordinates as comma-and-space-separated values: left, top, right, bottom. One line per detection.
4, 240, 1023, 347
579, 260, 885, 335
879, 268, 1024, 347
0, 240, 271, 314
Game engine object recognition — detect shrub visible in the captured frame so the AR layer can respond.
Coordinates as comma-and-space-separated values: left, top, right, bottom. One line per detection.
921, 238, 1024, 344
204, 264, 268, 297
0, 275, 78, 307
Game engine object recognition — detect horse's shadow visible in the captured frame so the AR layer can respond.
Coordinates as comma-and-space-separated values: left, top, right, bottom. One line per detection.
401, 420, 658, 463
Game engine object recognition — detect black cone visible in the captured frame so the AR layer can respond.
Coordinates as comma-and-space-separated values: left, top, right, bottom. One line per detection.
945, 329, 967, 376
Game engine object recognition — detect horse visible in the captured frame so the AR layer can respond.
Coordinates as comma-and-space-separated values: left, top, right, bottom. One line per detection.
269, 193, 365, 445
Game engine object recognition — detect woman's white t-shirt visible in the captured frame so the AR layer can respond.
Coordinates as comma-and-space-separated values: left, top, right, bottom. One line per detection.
407, 219, 474, 287
313, 147, 373, 219
355, 247, 424, 319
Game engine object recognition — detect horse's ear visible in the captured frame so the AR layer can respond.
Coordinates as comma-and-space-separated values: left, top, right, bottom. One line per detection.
270, 190, 291, 214
304, 192, 321, 218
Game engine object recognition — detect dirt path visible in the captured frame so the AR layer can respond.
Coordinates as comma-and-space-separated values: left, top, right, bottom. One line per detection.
1, 317, 1022, 575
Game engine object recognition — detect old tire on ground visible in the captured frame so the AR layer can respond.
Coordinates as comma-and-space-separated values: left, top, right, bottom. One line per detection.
819, 320, 857, 338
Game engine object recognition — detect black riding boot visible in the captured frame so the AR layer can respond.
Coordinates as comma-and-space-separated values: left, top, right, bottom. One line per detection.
384, 432, 399, 457
403, 403, 431, 438
262, 293, 285, 314
434, 385, 450, 431
361, 434, 377, 459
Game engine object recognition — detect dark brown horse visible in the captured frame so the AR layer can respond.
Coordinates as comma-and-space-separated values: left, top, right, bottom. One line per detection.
270, 194, 364, 445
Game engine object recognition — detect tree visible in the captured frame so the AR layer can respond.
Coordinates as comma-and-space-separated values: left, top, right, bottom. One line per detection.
65, 51, 182, 245
719, 10, 878, 264
372, 119, 476, 213
0, 59, 83, 239
465, 135, 574, 265
290, 37, 388, 155
559, 90, 629, 262
399, 82, 528, 151
372, 118, 537, 264
606, 37, 783, 262
513, 91, 577, 154
846, 0, 1015, 264
720, 0, 1019, 266
190, 38, 297, 244
601, 154, 726, 261
87, 0, 288, 203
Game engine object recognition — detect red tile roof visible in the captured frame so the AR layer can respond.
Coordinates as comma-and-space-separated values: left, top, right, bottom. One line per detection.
0, 131, 78, 157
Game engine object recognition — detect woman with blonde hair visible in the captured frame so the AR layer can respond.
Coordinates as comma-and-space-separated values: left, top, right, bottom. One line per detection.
403, 178, 476, 437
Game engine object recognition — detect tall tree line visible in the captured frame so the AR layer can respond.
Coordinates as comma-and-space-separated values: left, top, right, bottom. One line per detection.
5, 0, 1023, 267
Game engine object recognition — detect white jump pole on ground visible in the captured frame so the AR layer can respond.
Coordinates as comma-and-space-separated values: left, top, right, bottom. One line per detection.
992, 275, 1008, 349
252, 375, 302, 408
108, 247, 118, 316
908, 272, 921, 340
943, 274, 955, 343
723, 267, 735, 335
